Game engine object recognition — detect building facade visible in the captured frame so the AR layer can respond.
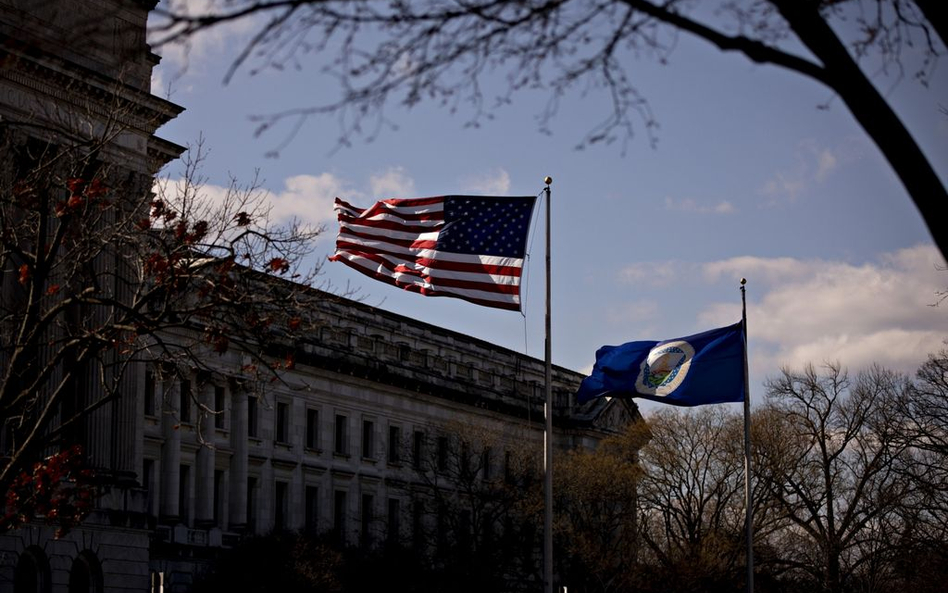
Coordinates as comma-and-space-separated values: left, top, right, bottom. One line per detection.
143, 294, 635, 591
0, 2, 637, 592
0, 1, 183, 592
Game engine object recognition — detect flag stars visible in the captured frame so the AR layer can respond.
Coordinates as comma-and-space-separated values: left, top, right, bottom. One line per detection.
438, 196, 535, 257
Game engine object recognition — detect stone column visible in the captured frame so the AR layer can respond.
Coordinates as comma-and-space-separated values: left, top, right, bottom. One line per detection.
159, 378, 181, 523
195, 382, 215, 527
228, 383, 248, 530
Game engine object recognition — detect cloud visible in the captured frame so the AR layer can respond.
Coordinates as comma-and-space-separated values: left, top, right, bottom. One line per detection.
607, 300, 660, 325
157, 165, 524, 237
148, 0, 259, 95
760, 171, 806, 202
265, 173, 352, 227
697, 244, 948, 379
155, 171, 352, 239
369, 167, 417, 198
459, 168, 512, 195
815, 148, 837, 181
617, 261, 687, 288
758, 139, 852, 203
663, 196, 736, 214
701, 255, 821, 284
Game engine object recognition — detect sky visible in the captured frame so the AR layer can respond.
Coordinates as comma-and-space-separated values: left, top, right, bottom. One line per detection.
147, 3, 948, 415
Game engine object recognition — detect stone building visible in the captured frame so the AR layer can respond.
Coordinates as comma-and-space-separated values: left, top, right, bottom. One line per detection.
0, 1, 183, 591
0, 2, 636, 592
143, 292, 634, 591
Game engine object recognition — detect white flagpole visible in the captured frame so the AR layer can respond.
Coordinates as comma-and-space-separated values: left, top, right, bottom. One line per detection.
543, 176, 554, 593
741, 278, 754, 593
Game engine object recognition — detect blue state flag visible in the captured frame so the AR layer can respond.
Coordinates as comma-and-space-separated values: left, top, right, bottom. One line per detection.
576, 322, 746, 406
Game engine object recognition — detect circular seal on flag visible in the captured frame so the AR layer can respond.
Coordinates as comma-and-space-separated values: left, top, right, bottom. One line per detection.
635, 340, 696, 396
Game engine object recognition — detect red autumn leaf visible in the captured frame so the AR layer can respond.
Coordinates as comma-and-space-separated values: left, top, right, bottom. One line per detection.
268, 258, 289, 274
288, 317, 302, 331
46, 284, 60, 295
1, 446, 96, 538
18, 264, 30, 285
86, 178, 107, 198
67, 178, 84, 193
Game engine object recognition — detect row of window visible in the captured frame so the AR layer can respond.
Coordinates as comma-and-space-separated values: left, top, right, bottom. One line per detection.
148, 376, 464, 469
268, 482, 454, 550
148, 386, 516, 489
144, 462, 418, 548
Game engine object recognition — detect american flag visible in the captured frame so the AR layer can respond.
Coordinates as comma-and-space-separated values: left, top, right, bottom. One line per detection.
330, 195, 537, 310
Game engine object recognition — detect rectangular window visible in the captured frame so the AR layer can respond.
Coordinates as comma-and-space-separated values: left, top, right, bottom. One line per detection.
142, 458, 155, 516
412, 500, 425, 550
275, 481, 288, 530
361, 493, 374, 548
247, 477, 257, 532
276, 402, 289, 444
387, 498, 400, 544
437, 436, 449, 472
388, 425, 401, 463
305, 486, 319, 532
334, 414, 348, 455
248, 396, 259, 438
412, 431, 425, 469
333, 490, 347, 544
460, 441, 470, 476
142, 458, 153, 491
214, 386, 226, 429
213, 470, 224, 525
179, 379, 192, 423
306, 409, 319, 450
178, 465, 190, 523
362, 419, 374, 459
144, 370, 156, 416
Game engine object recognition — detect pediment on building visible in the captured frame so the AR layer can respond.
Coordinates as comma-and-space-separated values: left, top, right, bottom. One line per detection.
589, 397, 640, 434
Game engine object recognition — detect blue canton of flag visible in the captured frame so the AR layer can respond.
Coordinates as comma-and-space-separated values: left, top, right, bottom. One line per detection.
437, 197, 534, 258
576, 322, 746, 406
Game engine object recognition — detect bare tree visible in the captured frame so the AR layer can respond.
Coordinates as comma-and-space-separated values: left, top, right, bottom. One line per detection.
0, 113, 323, 534
757, 362, 916, 593
150, 0, 947, 257
633, 406, 750, 591
891, 348, 948, 590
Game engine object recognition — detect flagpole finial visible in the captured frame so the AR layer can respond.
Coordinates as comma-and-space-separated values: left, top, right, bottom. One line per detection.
544, 176, 553, 186
740, 278, 747, 285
